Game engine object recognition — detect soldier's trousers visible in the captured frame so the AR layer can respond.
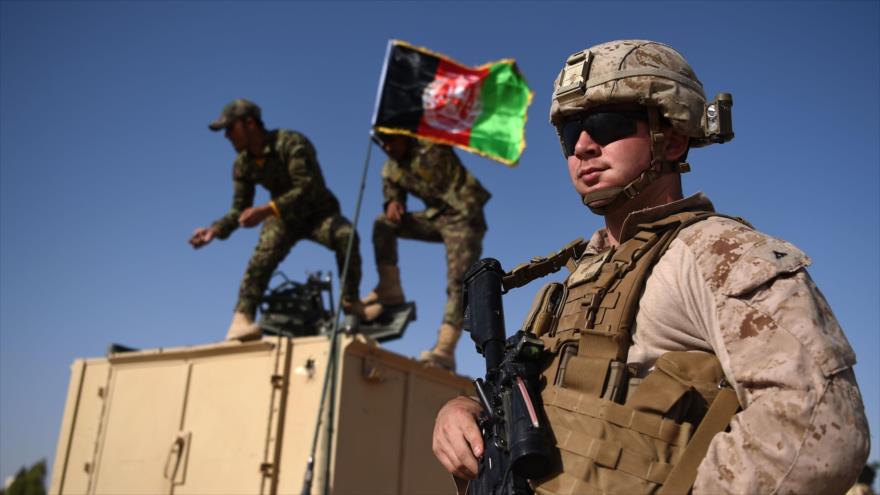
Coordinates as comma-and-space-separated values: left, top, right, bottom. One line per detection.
236, 213, 362, 319
372, 210, 486, 328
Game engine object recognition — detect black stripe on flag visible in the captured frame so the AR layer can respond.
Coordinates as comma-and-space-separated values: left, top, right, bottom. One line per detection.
374, 44, 439, 131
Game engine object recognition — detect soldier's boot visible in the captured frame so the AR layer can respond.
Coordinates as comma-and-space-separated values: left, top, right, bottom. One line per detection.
225, 311, 262, 341
361, 302, 385, 321
361, 265, 405, 306
419, 323, 461, 372
341, 296, 368, 319
342, 296, 390, 325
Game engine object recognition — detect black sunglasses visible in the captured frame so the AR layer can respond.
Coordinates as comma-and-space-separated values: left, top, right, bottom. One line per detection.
559, 111, 646, 156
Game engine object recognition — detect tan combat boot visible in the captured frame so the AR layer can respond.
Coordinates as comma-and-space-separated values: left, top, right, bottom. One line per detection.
361, 265, 405, 306
361, 302, 385, 322
419, 323, 461, 372
225, 311, 262, 341
341, 297, 386, 325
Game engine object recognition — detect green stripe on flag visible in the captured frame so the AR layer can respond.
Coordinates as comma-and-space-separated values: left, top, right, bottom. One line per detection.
469, 63, 532, 165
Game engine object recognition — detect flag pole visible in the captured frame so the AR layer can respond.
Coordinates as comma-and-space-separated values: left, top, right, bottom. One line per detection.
300, 135, 373, 495
370, 39, 395, 127
300, 40, 392, 495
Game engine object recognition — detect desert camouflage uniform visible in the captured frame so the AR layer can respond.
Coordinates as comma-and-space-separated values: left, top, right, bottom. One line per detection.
374, 140, 490, 327
578, 193, 869, 494
211, 129, 361, 318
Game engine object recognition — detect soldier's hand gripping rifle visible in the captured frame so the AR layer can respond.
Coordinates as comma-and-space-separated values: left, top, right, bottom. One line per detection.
462, 259, 553, 495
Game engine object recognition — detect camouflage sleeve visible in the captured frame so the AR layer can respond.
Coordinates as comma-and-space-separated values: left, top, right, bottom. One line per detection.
675, 219, 870, 494
426, 144, 490, 217
210, 176, 254, 240
272, 137, 320, 216
380, 160, 407, 209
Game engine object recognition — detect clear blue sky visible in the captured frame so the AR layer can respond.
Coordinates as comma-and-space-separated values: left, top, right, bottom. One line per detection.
1, 0, 877, 483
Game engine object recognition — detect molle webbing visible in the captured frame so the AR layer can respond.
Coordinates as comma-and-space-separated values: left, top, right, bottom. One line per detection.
530, 211, 742, 495
561, 211, 720, 388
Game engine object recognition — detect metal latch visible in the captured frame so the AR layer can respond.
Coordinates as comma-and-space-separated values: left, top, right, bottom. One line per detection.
163, 431, 191, 485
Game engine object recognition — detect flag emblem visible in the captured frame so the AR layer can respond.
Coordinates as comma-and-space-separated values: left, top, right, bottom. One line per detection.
422, 73, 484, 133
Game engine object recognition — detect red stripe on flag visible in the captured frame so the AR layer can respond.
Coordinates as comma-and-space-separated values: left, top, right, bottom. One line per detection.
417, 59, 489, 147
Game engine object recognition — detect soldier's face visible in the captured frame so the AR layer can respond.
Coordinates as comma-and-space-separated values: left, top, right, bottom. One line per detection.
566, 119, 653, 203
224, 119, 248, 152
382, 135, 411, 161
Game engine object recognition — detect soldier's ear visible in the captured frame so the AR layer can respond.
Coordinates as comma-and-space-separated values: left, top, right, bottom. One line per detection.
664, 130, 689, 162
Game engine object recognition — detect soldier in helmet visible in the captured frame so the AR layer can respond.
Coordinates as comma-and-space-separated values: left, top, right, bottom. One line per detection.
432, 41, 869, 493
190, 99, 366, 340
365, 132, 490, 371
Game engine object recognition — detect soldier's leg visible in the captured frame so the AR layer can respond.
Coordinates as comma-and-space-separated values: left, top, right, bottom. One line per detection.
309, 213, 362, 301
368, 212, 442, 305
420, 213, 487, 370
235, 218, 297, 319
372, 211, 444, 265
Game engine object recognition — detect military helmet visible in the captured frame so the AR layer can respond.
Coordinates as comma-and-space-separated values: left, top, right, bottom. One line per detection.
551, 40, 733, 214
550, 40, 732, 151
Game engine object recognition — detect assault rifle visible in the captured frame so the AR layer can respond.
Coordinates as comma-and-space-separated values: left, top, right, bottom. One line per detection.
462, 259, 553, 495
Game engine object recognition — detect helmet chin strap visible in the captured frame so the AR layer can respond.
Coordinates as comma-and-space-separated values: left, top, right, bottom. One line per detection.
582, 107, 690, 215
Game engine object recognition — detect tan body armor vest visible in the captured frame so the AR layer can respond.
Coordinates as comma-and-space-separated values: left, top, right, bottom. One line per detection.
505, 211, 742, 495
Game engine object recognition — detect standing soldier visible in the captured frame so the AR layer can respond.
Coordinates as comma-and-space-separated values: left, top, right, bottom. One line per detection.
366, 133, 490, 371
432, 41, 869, 493
190, 99, 365, 341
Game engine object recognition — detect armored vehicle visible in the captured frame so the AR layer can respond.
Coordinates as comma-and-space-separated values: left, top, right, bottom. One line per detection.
49, 274, 468, 494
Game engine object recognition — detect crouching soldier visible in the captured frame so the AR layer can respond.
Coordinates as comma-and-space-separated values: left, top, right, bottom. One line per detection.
367, 133, 490, 371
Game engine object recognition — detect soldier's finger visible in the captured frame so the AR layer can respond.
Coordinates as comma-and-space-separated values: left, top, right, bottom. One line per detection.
433, 448, 456, 475
453, 465, 477, 481
445, 428, 478, 477
434, 431, 465, 474
452, 447, 478, 479
462, 421, 483, 458
441, 452, 474, 481
441, 438, 477, 479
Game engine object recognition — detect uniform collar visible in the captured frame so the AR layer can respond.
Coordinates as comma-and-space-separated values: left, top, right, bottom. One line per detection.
242, 129, 278, 163
586, 193, 715, 253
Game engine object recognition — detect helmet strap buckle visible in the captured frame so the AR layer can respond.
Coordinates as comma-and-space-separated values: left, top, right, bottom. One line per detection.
647, 107, 667, 167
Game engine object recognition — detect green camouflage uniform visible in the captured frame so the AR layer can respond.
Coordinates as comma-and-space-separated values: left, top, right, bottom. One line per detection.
373, 141, 490, 327
211, 129, 361, 318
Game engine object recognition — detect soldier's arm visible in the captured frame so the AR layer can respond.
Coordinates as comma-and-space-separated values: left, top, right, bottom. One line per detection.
380, 160, 407, 212
671, 220, 869, 494
430, 145, 488, 217
272, 136, 320, 217
210, 177, 255, 239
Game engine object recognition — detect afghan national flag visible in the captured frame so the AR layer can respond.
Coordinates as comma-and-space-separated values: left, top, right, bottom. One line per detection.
371, 40, 533, 166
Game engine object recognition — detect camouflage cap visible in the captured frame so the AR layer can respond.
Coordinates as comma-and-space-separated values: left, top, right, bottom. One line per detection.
550, 40, 706, 139
208, 99, 262, 131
